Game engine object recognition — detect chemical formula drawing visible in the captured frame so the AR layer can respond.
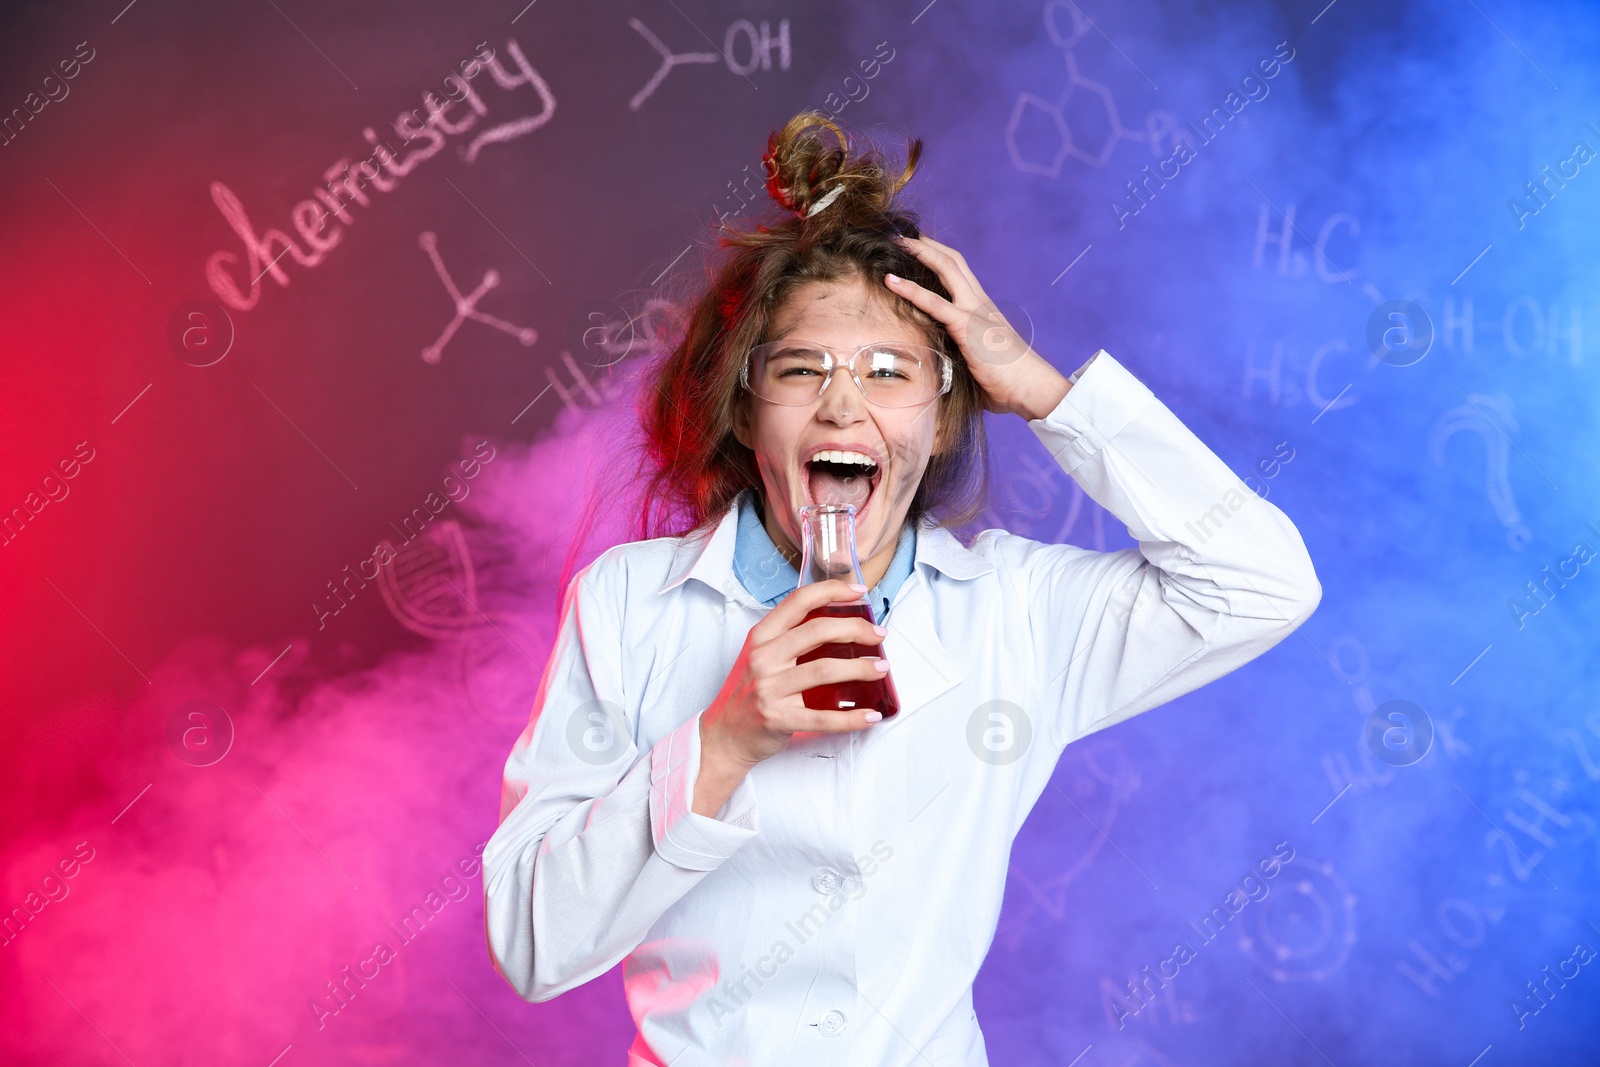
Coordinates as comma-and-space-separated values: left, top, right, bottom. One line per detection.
418, 231, 538, 364
627, 17, 791, 111
1005, 0, 1180, 175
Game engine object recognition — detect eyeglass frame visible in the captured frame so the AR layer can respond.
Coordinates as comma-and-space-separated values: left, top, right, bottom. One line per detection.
738, 339, 955, 409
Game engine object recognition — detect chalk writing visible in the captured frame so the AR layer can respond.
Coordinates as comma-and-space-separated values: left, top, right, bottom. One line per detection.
1103, 841, 1296, 1029
1428, 392, 1531, 549
1432, 293, 1584, 365
1006, 2, 1180, 176
1241, 336, 1359, 413
628, 17, 791, 111
315, 441, 497, 632
1251, 203, 1361, 283
205, 39, 556, 313
418, 231, 538, 363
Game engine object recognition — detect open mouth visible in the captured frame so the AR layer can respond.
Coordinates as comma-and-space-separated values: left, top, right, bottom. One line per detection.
802, 453, 883, 522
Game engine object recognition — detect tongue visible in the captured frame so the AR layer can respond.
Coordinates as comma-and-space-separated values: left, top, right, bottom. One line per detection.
808, 466, 872, 510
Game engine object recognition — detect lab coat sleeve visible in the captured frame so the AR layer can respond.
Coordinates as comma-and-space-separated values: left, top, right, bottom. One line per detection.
1020, 349, 1322, 748
482, 555, 760, 1002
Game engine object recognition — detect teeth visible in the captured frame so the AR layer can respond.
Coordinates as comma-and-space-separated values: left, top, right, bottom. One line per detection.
810, 449, 877, 468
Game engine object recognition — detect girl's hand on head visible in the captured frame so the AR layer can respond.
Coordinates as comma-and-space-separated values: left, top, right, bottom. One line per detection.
884, 234, 1073, 422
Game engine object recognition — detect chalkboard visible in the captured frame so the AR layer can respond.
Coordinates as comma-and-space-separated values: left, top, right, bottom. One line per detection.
2, 0, 1599, 1065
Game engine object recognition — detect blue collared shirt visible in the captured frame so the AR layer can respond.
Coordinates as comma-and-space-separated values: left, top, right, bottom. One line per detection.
729, 488, 916, 625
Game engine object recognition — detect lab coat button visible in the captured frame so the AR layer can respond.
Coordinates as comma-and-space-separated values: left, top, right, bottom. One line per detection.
818, 1009, 847, 1037
811, 867, 842, 894
841, 875, 862, 895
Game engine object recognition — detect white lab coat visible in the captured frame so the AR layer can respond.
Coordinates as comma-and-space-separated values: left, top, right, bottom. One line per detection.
482, 349, 1322, 1065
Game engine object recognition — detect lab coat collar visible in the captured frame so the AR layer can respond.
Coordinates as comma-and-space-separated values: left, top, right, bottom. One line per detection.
656, 487, 995, 598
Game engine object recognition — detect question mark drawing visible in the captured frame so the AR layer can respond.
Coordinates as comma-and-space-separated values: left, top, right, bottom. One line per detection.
1427, 393, 1531, 550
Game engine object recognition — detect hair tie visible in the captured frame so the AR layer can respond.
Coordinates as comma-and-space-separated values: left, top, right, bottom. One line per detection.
804, 183, 845, 218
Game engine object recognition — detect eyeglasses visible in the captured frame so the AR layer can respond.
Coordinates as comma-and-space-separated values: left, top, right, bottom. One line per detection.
740, 339, 953, 409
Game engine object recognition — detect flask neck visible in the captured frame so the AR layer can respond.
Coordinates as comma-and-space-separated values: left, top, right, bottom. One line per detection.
796, 504, 868, 594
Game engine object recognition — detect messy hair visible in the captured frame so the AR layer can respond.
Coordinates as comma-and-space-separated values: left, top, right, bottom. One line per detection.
633, 110, 992, 543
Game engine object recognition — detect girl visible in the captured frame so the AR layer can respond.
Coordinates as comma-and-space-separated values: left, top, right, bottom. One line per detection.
483, 112, 1321, 1066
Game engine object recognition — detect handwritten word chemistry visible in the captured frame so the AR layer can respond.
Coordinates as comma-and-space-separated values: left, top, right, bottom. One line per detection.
204, 39, 555, 313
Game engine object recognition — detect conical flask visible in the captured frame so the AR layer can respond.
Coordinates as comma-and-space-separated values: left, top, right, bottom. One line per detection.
793, 503, 901, 718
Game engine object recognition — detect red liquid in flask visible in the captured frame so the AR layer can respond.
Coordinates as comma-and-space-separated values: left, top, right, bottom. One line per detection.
796, 601, 901, 717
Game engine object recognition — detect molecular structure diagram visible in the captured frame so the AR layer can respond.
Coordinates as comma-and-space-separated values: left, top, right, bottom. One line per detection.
1235, 858, 1358, 983
1005, 0, 1178, 176
627, 16, 790, 112
418, 231, 538, 364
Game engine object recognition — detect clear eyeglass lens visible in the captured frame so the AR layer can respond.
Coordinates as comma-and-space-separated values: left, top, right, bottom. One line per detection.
749, 342, 942, 408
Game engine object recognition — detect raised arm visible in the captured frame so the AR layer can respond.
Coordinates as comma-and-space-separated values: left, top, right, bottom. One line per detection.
481, 555, 759, 1001
1016, 348, 1321, 746
882, 234, 1320, 749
